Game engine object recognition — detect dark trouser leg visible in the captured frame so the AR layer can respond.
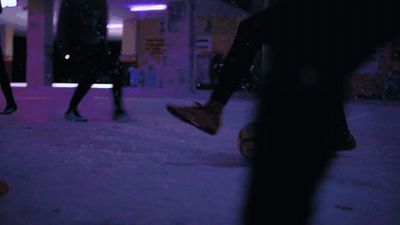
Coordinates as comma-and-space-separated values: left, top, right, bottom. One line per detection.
68, 46, 103, 111
68, 76, 96, 111
109, 62, 124, 110
246, 3, 341, 224
0, 48, 16, 106
112, 82, 123, 110
244, 60, 337, 225
244, 1, 400, 223
329, 82, 351, 137
209, 9, 272, 105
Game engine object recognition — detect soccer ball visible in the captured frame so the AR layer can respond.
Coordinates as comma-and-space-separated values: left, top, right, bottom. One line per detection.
238, 122, 257, 160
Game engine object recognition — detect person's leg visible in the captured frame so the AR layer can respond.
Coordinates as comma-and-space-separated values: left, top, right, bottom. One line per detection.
209, 8, 273, 105
0, 47, 17, 114
67, 78, 95, 110
112, 77, 123, 110
324, 0, 400, 151
109, 60, 128, 120
244, 57, 337, 224
65, 45, 100, 121
244, 1, 400, 223
166, 9, 273, 134
105, 58, 127, 120
328, 87, 357, 151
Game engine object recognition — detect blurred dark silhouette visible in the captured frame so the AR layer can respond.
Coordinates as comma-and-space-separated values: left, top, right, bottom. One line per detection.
0, 0, 13, 198
0, 1, 17, 115
244, 0, 400, 224
55, 0, 127, 122
166, 3, 356, 151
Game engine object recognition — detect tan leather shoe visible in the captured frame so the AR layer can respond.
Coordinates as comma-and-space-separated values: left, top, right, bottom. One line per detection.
166, 101, 224, 135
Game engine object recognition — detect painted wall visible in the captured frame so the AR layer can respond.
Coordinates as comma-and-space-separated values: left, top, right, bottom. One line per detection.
132, 13, 242, 89
135, 16, 240, 63
196, 16, 238, 55
137, 18, 165, 66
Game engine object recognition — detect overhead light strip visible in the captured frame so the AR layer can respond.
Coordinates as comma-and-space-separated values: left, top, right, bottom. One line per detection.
129, 4, 167, 12
1, 0, 17, 7
10, 83, 113, 89
10, 82, 27, 87
52, 83, 113, 89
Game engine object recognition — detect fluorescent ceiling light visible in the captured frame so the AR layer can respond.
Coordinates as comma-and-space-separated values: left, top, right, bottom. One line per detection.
10, 82, 27, 87
1, 0, 17, 7
107, 23, 123, 29
129, 4, 167, 12
52, 83, 113, 89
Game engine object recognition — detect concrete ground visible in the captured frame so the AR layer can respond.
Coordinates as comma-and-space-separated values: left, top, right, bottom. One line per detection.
0, 87, 399, 225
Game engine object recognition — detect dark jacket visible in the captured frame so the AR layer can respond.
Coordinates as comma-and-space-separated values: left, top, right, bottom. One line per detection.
56, 0, 108, 47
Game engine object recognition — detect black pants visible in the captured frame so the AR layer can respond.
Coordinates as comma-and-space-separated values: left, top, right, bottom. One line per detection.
244, 0, 400, 224
210, 6, 350, 133
0, 46, 16, 106
210, 9, 272, 105
67, 44, 124, 111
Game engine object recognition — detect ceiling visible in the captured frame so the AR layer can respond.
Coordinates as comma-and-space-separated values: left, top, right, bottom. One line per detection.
0, 0, 248, 39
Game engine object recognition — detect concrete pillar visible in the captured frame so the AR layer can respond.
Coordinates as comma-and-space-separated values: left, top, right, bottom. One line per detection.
0, 24, 14, 78
164, 0, 196, 92
120, 18, 138, 64
26, 0, 54, 87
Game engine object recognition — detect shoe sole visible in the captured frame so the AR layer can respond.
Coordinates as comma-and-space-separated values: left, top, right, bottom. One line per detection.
166, 105, 217, 135
0, 109, 17, 115
64, 116, 88, 122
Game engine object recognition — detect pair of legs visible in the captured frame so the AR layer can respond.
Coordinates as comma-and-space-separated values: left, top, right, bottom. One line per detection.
244, 0, 400, 224
166, 9, 274, 134
167, 6, 355, 150
65, 44, 126, 121
0, 46, 17, 115
211, 7, 351, 136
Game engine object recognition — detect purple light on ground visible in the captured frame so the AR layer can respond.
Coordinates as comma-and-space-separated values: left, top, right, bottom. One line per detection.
129, 4, 167, 12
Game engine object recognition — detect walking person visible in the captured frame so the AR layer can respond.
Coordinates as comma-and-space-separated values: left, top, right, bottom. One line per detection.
0, 1, 17, 115
244, 0, 400, 224
55, 0, 127, 122
166, 3, 356, 151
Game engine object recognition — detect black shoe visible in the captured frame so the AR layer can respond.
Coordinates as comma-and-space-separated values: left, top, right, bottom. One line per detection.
64, 109, 88, 122
0, 104, 17, 115
112, 108, 129, 121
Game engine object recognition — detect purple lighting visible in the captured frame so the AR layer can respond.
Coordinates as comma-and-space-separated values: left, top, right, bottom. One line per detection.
129, 4, 167, 12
